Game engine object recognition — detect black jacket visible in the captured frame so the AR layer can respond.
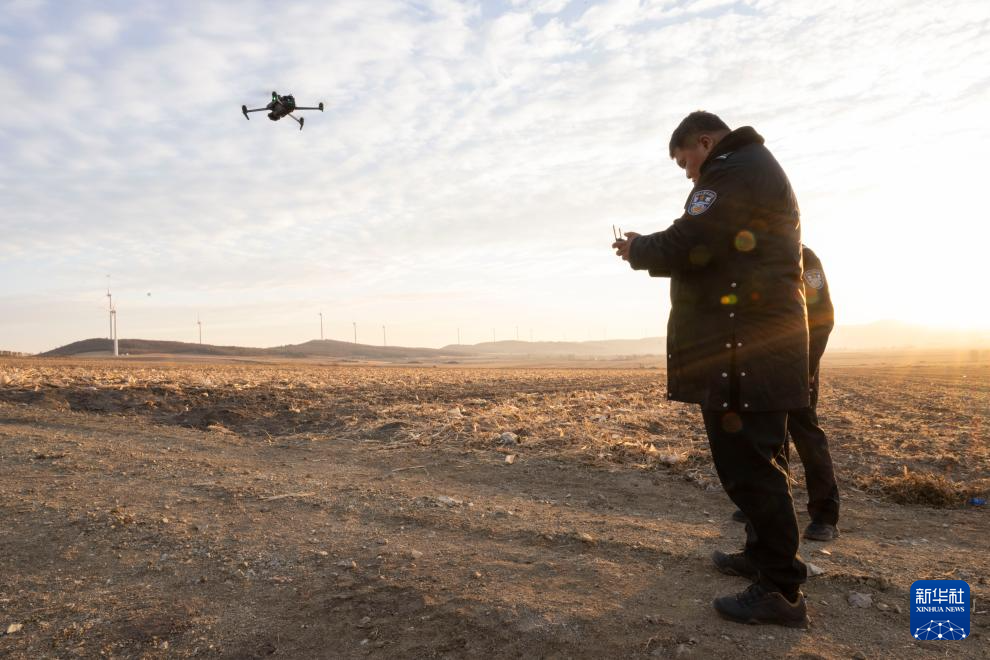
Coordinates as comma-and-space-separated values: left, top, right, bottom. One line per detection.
629, 126, 809, 411
801, 245, 833, 377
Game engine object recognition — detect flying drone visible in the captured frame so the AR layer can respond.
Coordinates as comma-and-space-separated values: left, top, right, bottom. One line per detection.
241, 91, 324, 130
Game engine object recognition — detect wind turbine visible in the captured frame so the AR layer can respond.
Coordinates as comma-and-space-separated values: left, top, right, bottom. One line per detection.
106, 289, 112, 339
106, 278, 119, 357
197, 315, 202, 344
319, 312, 324, 340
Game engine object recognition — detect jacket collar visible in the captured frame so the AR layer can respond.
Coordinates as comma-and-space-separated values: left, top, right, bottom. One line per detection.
701, 126, 764, 174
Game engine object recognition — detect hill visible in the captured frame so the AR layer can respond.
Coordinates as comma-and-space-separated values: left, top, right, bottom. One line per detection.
828, 320, 990, 351
40, 338, 269, 358
39, 337, 670, 361
36, 321, 990, 361
40, 338, 458, 361
442, 338, 666, 357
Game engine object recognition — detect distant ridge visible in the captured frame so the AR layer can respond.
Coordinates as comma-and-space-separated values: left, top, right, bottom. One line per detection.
39, 337, 670, 360
441, 338, 666, 357
828, 321, 990, 351
40, 338, 458, 360
33, 321, 990, 360
41, 338, 268, 358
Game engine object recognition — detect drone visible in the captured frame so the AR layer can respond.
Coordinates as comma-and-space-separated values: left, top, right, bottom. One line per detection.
241, 91, 324, 130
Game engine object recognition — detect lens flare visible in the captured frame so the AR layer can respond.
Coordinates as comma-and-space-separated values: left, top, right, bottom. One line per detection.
690, 245, 712, 266
721, 412, 743, 433
734, 230, 756, 252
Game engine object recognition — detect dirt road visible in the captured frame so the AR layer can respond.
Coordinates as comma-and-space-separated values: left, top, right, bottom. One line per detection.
0, 360, 987, 658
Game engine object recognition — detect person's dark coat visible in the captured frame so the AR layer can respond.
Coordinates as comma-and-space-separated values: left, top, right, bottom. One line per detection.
629, 126, 809, 411
801, 245, 833, 378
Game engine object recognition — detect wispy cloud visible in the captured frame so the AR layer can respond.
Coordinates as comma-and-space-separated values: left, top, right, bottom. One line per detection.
1, 0, 988, 352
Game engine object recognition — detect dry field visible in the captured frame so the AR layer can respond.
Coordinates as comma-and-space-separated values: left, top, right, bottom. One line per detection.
0, 356, 987, 659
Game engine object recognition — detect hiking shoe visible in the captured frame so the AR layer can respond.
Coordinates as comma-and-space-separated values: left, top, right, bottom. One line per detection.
803, 523, 840, 541
730, 509, 748, 523
712, 549, 759, 581
713, 582, 810, 628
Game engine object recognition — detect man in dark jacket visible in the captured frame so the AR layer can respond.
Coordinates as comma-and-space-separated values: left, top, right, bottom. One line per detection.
732, 245, 840, 540
613, 111, 810, 627
790, 245, 840, 539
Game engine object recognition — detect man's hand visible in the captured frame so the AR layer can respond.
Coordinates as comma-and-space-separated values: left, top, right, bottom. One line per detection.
612, 232, 641, 261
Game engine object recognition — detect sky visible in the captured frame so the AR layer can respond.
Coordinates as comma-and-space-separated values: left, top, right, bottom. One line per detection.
1, 0, 989, 353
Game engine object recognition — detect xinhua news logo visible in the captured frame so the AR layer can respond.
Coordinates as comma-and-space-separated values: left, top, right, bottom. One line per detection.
910, 580, 970, 640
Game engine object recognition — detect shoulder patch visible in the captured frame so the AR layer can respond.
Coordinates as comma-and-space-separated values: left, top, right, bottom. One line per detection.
803, 268, 825, 290
687, 189, 717, 216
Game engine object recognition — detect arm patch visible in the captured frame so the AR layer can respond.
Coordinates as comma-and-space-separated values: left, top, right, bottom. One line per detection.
687, 189, 717, 215
803, 268, 825, 290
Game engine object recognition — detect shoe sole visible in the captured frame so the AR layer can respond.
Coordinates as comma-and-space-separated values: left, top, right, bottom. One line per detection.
803, 530, 840, 542
714, 607, 811, 629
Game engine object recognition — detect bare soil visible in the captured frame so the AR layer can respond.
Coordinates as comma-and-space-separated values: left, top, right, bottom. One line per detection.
0, 357, 987, 659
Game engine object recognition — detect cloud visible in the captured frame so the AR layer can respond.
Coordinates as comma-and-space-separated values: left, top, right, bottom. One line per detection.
1, 0, 989, 351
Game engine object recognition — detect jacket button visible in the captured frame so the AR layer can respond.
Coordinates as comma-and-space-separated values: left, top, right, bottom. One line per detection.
725, 343, 731, 349
722, 403, 728, 408
721, 372, 728, 377
741, 371, 747, 377
737, 342, 743, 347
731, 282, 737, 288
668, 354, 672, 358
729, 312, 735, 318
743, 403, 749, 408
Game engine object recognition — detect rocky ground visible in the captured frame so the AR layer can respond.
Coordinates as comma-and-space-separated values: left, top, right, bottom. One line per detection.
0, 357, 986, 658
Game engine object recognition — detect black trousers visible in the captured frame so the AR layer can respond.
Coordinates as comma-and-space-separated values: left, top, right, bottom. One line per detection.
785, 368, 840, 526
703, 409, 807, 592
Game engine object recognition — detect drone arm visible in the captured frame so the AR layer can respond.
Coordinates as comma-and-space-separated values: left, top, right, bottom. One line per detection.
242, 105, 267, 120
287, 113, 305, 130
294, 105, 323, 111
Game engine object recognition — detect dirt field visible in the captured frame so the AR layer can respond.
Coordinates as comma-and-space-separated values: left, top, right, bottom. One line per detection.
0, 357, 987, 658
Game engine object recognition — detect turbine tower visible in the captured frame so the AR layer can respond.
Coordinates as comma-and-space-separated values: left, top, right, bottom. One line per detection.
382, 325, 387, 347
197, 315, 202, 344
106, 281, 119, 357
106, 289, 113, 339
319, 312, 324, 340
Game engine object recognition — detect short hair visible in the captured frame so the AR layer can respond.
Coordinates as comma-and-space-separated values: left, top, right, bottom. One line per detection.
668, 111, 730, 158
